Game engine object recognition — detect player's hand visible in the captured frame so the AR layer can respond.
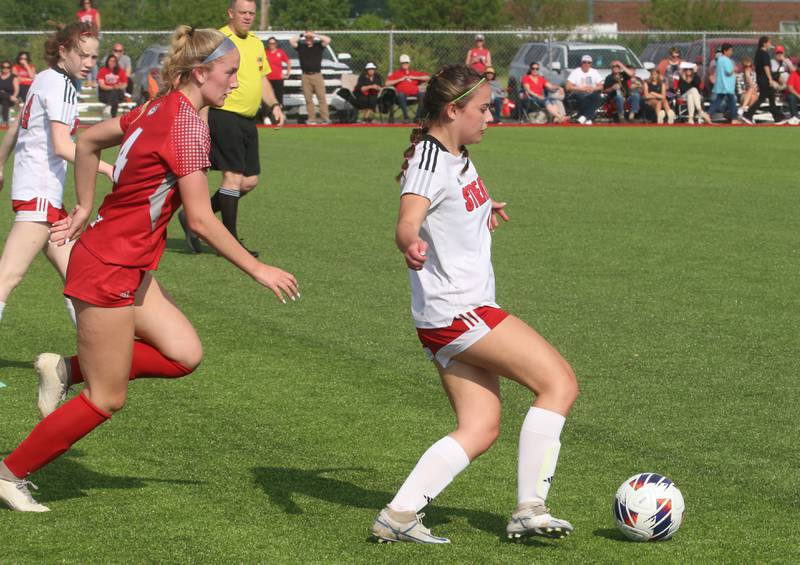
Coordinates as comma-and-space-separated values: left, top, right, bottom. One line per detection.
252, 263, 299, 303
51, 204, 91, 246
404, 239, 428, 270
271, 105, 285, 128
489, 201, 509, 232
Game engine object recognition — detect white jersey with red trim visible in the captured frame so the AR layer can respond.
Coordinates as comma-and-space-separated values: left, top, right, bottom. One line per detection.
11, 67, 79, 208
400, 135, 498, 329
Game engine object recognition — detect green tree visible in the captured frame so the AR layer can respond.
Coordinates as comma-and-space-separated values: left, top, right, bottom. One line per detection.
0, 0, 70, 29
388, 0, 506, 30
271, 0, 352, 29
641, 0, 752, 31
505, 0, 587, 29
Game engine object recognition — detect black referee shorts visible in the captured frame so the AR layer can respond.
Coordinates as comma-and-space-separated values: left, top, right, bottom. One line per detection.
209, 108, 260, 176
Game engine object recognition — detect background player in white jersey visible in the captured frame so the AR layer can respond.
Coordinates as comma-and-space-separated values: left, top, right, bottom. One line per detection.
371, 65, 579, 544
0, 22, 113, 326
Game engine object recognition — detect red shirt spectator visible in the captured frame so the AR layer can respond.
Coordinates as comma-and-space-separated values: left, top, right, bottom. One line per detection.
76, 0, 101, 29
465, 34, 492, 74
12, 52, 35, 87
265, 47, 290, 81
522, 74, 546, 97
788, 69, 800, 92
387, 66, 429, 96
98, 66, 128, 88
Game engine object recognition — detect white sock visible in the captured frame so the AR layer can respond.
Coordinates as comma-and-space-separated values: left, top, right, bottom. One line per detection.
518, 407, 566, 504
0, 301, 5, 321
389, 435, 470, 512
64, 298, 77, 327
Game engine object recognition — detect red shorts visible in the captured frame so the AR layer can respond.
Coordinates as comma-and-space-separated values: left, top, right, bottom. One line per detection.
416, 306, 509, 368
64, 241, 146, 308
12, 198, 68, 224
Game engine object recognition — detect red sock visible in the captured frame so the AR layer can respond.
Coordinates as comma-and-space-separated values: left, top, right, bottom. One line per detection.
69, 341, 193, 385
3, 392, 110, 478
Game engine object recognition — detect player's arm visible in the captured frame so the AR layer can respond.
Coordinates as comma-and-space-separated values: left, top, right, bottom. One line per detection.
396, 193, 430, 270
316, 33, 331, 47
283, 52, 292, 77
51, 122, 114, 179
261, 76, 285, 127
52, 118, 124, 244
179, 171, 298, 302
0, 116, 20, 191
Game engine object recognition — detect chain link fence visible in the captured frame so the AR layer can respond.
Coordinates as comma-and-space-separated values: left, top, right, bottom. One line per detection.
1, 29, 799, 121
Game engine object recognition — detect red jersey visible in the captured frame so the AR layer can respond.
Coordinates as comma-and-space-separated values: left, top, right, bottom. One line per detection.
388, 69, 428, 96
76, 8, 99, 27
98, 67, 128, 87
788, 70, 800, 94
467, 48, 490, 74
522, 74, 546, 97
265, 48, 289, 80
13, 64, 35, 86
80, 90, 211, 270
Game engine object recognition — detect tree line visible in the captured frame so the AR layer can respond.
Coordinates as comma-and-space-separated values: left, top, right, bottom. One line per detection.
0, 0, 751, 31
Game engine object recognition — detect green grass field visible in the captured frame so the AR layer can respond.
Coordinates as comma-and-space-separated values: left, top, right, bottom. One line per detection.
1, 126, 798, 563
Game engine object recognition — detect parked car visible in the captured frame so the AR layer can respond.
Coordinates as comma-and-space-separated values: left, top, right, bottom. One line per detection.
131, 44, 169, 104
509, 41, 649, 90
684, 37, 758, 70
254, 32, 353, 122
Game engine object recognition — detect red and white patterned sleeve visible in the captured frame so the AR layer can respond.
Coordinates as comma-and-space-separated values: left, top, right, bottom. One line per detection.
164, 99, 211, 178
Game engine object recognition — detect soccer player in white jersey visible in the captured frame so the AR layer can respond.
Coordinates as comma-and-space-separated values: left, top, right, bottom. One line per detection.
371, 65, 579, 544
0, 22, 113, 327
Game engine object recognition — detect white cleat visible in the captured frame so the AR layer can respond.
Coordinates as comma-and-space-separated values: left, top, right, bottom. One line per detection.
506, 500, 573, 540
371, 506, 450, 544
35, 353, 70, 419
0, 477, 50, 512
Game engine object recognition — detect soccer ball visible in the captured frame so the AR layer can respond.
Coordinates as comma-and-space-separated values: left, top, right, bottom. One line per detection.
613, 473, 685, 541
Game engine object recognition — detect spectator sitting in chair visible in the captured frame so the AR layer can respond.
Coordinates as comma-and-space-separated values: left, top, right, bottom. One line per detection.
566, 54, 603, 125
603, 60, 640, 122
643, 67, 674, 124
658, 47, 683, 84
385, 54, 430, 123
466, 34, 492, 74
521, 62, 567, 123
354, 62, 382, 123
736, 56, 758, 116
104, 43, 133, 98
484, 66, 505, 121
675, 62, 711, 124
771, 45, 795, 90
785, 66, 800, 123
97, 54, 128, 118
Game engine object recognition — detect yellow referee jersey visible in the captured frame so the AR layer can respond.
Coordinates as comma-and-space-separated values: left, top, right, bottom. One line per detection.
218, 25, 271, 118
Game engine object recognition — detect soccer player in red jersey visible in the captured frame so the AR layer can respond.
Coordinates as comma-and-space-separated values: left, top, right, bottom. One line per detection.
371, 65, 578, 543
0, 26, 299, 512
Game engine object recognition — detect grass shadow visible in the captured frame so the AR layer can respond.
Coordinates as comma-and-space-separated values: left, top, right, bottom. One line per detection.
165, 237, 206, 255
252, 466, 510, 539
2, 450, 205, 503
593, 527, 637, 542
0, 358, 34, 370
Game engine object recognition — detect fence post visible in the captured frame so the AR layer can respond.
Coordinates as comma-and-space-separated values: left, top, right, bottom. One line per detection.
702, 32, 707, 73
389, 28, 394, 73
547, 31, 553, 66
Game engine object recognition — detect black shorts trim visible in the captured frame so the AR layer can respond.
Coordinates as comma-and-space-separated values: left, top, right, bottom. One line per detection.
209, 108, 261, 176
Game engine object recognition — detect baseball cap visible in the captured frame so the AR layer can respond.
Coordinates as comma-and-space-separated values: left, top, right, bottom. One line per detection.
679, 61, 695, 70
399, 54, 410, 64
484, 66, 496, 74
776, 45, 785, 53
581, 54, 592, 63
365, 62, 376, 70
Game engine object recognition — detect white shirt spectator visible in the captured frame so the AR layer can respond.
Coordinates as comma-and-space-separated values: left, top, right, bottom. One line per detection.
567, 67, 603, 89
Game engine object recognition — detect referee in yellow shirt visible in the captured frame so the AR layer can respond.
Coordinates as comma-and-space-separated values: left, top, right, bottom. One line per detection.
180, 0, 283, 256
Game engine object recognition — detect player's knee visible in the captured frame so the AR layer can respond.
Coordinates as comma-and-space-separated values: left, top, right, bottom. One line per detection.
461, 419, 500, 455
94, 391, 128, 414
174, 343, 203, 374
549, 365, 579, 410
241, 176, 259, 192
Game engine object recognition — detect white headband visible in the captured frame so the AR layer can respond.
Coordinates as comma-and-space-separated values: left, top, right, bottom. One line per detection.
202, 37, 236, 64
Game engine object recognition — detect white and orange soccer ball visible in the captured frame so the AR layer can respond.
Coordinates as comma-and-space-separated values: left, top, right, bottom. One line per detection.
613, 473, 685, 541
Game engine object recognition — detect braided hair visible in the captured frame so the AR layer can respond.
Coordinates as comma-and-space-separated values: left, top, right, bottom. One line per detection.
396, 64, 484, 182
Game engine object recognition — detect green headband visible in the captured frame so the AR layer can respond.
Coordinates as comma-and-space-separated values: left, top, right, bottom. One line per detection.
451, 77, 486, 103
